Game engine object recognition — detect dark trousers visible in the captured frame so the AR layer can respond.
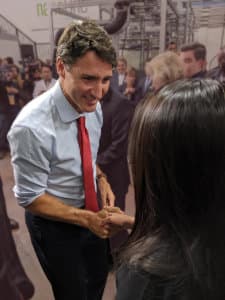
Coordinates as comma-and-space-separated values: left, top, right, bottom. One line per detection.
108, 182, 129, 252
25, 211, 109, 300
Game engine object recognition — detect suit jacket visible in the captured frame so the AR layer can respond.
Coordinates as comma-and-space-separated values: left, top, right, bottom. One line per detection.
97, 87, 132, 207
110, 71, 126, 92
132, 75, 152, 105
0, 177, 34, 299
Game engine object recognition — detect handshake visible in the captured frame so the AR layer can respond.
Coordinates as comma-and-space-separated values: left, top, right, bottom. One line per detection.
87, 206, 134, 239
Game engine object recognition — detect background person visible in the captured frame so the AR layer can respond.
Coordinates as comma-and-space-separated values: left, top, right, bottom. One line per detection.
0, 176, 34, 299
207, 50, 225, 83
167, 41, 178, 53
133, 58, 152, 105
179, 42, 207, 78
97, 86, 133, 253
146, 51, 183, 93
122, 66, 138, 104
110, 57, 127, 92
32, 64, 56, 97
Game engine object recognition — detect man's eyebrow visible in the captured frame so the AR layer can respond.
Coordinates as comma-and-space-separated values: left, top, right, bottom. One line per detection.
103, 75, 112, 80
81, 74, 112, 80
81, 74, 97, 79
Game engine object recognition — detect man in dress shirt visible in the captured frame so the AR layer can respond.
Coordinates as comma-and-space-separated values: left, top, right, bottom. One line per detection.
8, 20, 118, 300
32, 64, 56, 98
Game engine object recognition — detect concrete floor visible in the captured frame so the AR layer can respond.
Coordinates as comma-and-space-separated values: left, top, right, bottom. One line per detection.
0, 153, 135, 300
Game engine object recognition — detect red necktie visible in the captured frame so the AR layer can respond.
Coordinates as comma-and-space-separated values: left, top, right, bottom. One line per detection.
77, 116, 99, 212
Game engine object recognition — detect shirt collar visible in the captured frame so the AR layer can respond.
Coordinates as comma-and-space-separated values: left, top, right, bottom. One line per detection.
51, 80, 84, 123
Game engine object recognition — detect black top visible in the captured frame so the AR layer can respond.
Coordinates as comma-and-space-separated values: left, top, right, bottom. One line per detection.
116, 264, 204, 300
116, 257, 225, 300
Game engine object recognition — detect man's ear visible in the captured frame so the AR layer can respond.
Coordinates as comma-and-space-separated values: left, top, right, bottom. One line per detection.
56, 57, 65, 78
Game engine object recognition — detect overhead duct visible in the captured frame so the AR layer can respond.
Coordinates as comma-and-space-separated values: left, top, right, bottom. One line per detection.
103, 0, 131, 34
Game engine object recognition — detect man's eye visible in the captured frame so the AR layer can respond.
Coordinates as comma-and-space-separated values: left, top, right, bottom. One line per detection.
103, 78, 110, 83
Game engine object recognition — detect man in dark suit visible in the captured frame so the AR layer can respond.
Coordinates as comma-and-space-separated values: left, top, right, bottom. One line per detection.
110, 57, 127, 92
97, 86, 132, 250
133, 59, 152, 105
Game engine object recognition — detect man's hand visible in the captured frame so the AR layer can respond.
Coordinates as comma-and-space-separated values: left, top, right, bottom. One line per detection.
85, 207, 124, 238
97, 176, 115, 207
85, 208, 123, 238
98, 206, 127, 237
86, 211, 110, 239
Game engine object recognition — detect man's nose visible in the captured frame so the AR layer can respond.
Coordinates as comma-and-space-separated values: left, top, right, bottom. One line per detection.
93, 83, 105, 100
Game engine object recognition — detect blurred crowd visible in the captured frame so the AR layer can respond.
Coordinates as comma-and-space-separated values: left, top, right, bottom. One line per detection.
1, 41, 225, 161
0, 56, 56, 158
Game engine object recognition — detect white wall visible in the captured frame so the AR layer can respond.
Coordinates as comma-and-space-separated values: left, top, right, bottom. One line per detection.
0, 0, 100, 43
0, 39, 21, 64
0, 0, 224, 67
0, 0, 101, 61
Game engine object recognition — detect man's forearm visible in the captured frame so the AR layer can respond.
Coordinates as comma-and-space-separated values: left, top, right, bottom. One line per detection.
27, 192, 94, 229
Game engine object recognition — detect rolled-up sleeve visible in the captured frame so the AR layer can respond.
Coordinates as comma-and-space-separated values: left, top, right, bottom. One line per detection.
8, 126, 52, 207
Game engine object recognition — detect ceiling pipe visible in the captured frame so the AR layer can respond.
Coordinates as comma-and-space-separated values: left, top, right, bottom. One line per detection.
102, 0, 131, 34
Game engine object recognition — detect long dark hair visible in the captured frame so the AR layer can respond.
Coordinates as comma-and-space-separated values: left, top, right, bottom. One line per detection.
121, 79, 225, 296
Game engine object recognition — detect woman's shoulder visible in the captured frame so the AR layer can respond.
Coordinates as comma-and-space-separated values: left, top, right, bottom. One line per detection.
115, 262, 200, 300
116, 264, 152, 300
116, 263, 185, 300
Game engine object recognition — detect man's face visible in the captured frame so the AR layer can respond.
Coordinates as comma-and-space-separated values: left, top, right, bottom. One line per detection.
116, 60, 127, 75
33, 69, 41, 80
125, 73, 136, 87
168, 43, 177, 52
179, 50, 204, 78
6, 71, 13, 81
11, 67, 18, 79
57, 51, 112, 113
41, 66, 52, 81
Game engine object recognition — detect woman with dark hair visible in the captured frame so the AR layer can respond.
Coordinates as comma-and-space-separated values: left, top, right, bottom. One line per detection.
105, 79, 225, 299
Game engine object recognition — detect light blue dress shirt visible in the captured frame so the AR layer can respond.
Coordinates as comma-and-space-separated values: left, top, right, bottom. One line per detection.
8, 81, 103, 208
